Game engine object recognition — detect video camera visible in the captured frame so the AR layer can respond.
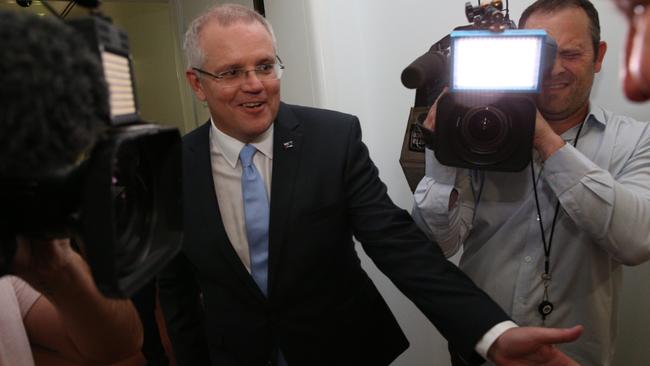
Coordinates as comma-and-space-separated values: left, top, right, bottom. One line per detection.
399, 0, 557, 190
0, 1, 182, 298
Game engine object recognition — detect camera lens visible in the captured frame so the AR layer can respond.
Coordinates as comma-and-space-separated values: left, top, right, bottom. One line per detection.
111, 140, 154, 276
460, 106, 509, 154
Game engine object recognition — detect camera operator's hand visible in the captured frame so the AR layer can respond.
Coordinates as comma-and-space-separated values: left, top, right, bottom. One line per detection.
10, 236, 144, 364
421, 87, 460, 211
533, 109, 566, 161
422, 87, 450, 132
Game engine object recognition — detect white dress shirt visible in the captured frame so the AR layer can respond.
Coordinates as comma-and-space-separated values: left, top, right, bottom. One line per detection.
208, 117, 515, 361
209, 120, 274, 272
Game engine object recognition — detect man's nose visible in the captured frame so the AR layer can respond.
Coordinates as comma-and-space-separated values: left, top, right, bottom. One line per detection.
241, 70, 264, 90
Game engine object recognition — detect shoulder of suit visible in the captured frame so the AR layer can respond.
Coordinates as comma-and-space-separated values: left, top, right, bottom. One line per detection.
182, 120, 210, 144
282, 102, 357, 124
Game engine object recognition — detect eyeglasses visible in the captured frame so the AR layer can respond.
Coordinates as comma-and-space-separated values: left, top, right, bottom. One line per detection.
192, 56, 285, 88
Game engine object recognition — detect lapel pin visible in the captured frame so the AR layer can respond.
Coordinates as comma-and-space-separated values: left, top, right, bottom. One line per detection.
283, 140, 294, 149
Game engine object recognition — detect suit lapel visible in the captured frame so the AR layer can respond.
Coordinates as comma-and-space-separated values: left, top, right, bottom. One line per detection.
187, 122, 263, 298
268, 103, 303, 295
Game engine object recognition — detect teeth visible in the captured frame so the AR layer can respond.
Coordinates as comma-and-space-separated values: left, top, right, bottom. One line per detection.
546, 83, 568, 89
242, 102, 262, 108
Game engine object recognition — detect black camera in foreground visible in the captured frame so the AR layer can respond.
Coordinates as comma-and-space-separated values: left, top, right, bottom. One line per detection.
0, 8, 182, 298
399, 1, 557, 189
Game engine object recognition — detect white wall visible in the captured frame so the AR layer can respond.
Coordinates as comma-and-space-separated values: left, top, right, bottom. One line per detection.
266, 1, 649, 365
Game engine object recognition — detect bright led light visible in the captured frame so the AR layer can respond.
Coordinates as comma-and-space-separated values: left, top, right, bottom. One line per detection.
451, 30, 548, 92
102, 51, 136, 117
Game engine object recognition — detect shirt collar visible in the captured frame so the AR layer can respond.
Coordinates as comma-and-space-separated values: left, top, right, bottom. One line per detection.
209, 119, 274, 169
560, 103, 606, 142
586, 103, 607, 127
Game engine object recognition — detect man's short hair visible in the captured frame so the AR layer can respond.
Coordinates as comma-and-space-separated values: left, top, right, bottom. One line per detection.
183, 3, 277, 69
0, 10, 108, 178
518, 0, 601, 60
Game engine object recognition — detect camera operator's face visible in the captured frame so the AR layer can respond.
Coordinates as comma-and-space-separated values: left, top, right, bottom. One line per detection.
524, 7, 606, 122
614, 0, 650, 101
187, 21, 280, 143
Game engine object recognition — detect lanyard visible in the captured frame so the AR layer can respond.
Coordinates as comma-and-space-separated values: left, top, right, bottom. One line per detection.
530, 120, 586, 322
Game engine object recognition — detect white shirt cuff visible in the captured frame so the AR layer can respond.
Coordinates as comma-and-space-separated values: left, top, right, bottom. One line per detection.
475, 320, 518, 359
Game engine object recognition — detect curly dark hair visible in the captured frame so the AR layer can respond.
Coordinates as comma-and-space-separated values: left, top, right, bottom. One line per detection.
0, 10, 109, 178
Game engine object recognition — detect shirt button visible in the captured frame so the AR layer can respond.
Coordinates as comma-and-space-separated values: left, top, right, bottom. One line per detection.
525, 256, 532, 263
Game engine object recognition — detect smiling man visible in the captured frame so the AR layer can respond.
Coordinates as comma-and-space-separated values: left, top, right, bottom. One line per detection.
412, 0, 650, 365
157, 3, 586, 366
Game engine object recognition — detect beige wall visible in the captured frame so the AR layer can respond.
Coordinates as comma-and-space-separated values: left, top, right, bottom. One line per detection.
101, 2, 187, 132
168, 0, 254, 132
1, 0, 190, 133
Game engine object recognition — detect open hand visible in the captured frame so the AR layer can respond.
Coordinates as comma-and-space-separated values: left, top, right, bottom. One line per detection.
488, 325, 583, 365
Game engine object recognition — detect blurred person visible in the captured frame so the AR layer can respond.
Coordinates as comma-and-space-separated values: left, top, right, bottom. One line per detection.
0, 10, 144, 366
158, 3, 583, 366
614, 0, 650, 101
412, 0, 650, 365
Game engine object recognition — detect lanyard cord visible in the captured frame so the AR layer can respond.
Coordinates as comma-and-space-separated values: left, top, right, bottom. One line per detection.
469, 170, 485, 223
529, 119, 586, 320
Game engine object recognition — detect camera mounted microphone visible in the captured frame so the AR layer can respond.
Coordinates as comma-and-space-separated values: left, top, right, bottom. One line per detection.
401, 47, 448, 90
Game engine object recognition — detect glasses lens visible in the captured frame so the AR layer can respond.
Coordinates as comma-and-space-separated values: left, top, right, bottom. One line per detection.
214, 61, 284, 88
253, 63, 283, 82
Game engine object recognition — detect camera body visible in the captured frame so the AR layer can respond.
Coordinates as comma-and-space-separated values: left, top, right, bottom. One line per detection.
433, 28, 556, 171
0, 10, 182, 298
400, 1, 557, 182
435, 93, 536, 170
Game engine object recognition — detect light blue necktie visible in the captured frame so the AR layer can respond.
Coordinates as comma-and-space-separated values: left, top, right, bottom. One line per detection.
240, 144, 269, 296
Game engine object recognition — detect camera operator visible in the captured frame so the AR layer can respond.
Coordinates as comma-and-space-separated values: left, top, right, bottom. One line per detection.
412, 0, 650, 365
0, 10, 143, 365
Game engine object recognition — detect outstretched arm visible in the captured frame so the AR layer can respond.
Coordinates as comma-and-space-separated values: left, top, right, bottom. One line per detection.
488, 325, 583, 365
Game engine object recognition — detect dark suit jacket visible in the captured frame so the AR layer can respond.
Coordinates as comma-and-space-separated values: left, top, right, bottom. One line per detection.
159, 102, 509, 366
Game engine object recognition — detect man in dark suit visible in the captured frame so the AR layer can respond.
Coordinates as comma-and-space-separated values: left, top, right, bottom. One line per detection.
158, 4, 582, 365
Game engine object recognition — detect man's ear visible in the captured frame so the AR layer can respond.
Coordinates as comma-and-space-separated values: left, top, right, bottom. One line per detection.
594, 41, 607, 73
186, 70, 207, 101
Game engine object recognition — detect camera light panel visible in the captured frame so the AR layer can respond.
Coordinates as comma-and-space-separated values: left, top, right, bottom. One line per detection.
101, 51, 137, 118
450, 30, 550, 92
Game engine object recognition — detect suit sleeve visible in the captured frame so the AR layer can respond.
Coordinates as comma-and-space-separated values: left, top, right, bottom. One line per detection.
341, 116, 510, 363
157, 252, 210, 365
